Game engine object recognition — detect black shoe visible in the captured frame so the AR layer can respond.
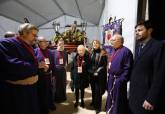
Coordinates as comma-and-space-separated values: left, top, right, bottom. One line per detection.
96, 110, 100, 114
74, 102, 78, 108
90, 102, 94, 106
49, 104, 56, 111
90, 102, 95, 107
80, 102, 85, 108
55, 99, 66, 103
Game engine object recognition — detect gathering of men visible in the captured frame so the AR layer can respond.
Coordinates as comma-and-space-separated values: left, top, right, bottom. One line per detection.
0, 20, 165, 114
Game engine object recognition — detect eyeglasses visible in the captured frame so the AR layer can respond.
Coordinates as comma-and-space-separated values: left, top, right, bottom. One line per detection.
39, 41, 49, 43
32, 33, 38, 38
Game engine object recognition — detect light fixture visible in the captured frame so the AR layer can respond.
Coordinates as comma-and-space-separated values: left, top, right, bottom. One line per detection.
81, 21, 87, 31
52, 21, 60, 32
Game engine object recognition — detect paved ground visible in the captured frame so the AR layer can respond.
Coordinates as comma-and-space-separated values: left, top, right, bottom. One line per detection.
50, 72, 107, 114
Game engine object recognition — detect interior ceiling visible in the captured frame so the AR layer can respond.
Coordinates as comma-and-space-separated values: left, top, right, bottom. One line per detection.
0, 0, 105, 27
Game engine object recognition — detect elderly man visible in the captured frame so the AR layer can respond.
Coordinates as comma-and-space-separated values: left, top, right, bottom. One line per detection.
0, 23, 46, 114
35, 36, 56, 114
71, 45, 89, 108
106, 34, 133, 114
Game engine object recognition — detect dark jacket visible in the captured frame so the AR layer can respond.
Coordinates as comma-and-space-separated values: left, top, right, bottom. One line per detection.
71, 53, 89, 90
89, 49, 108, 95
129, 38, 164, 114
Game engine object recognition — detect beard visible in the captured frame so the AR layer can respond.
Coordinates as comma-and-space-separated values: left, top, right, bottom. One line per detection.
136, 35, 144, 41
30, 39, 37, 45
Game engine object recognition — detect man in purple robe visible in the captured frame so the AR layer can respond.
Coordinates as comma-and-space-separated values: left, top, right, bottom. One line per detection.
106, 34, 133, 114
52, 38, 68, 103
0, 23, 47, 114
35, 36, 56, 114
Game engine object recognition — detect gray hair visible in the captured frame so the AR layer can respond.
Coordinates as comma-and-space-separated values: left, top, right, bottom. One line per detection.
77, 45, 85, 51
18, 23, 38, 35
113, 33, 124, 44
37, 36, 47, 41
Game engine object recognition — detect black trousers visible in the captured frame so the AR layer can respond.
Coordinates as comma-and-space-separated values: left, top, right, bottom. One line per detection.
75, 88, 85, 103
90, 76, 102, 111
38, 75, 54, 114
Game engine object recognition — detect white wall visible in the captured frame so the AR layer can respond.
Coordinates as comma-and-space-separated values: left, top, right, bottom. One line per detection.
0, 16, 21, 38
99, 0, 138, 52
38, 15, 99, 43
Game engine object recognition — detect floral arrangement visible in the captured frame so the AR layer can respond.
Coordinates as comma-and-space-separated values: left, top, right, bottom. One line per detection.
52, 20, 87, 45
53, 29, 86, 45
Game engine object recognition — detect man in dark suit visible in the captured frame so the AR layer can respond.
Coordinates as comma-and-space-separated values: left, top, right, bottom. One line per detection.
129, 20, 164, 114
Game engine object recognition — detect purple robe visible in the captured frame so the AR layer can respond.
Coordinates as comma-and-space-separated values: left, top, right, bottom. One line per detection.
106, 46, 133, 114
0, 38, 39, 114
52, 50, 68, 103
35, 48, 55, 113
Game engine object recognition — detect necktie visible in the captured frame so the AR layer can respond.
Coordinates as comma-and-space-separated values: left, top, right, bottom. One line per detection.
138, 43, 143, 57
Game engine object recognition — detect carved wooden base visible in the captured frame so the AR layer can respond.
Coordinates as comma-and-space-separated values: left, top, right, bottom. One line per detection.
50, 45, 78, 53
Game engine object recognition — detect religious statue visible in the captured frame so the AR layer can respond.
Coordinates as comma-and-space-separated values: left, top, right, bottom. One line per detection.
53, 21, 87, 45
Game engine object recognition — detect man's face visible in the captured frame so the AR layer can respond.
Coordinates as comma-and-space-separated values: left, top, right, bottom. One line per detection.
92, 41, 100, 49
23, 29, 38, 44
111, 37, 122, 49
135, 25, 149, 41
78, 48, 85, 57
38, 40, 48, 49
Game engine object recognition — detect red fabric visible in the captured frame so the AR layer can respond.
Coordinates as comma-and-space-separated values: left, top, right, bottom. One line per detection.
40, 48, 49, 59
109, 49, 120, 62
17, 37, 38, 65
57, 51, 64, 59
77, 55, 84, 67
107, 34, 112, 40
56, 51, 65, 65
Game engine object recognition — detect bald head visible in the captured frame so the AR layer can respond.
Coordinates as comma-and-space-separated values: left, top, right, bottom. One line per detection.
37, 36, 49, 49
77, 45, 86, 56
4, 31, 16, 38
37, 36, 47, 42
